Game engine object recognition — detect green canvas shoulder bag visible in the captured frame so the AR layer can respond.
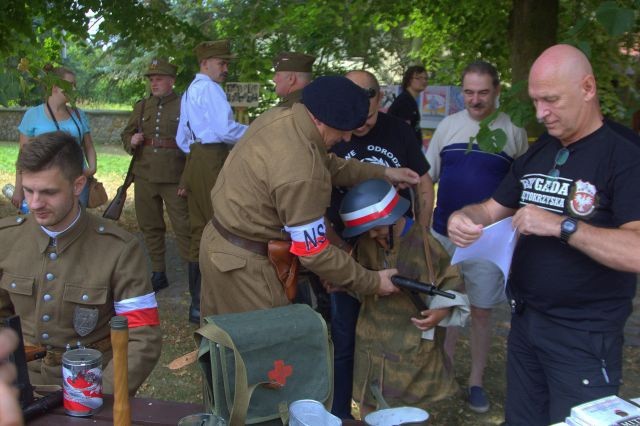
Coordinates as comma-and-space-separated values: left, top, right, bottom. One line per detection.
195, 304, 333, 426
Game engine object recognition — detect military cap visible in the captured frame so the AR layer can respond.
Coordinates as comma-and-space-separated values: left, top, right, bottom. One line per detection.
194, 40, 237, 62
144, 58, 177, 77
302, 76, 369, 131
273, 52, 315, 73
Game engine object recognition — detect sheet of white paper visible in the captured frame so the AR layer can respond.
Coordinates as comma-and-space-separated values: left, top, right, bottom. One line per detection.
451, 217, 518, 283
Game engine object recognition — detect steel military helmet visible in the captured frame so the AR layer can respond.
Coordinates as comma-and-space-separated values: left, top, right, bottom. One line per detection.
339, 179, 410, 238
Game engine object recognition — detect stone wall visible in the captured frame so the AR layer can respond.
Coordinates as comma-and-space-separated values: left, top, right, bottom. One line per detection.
0, 107, 131, 145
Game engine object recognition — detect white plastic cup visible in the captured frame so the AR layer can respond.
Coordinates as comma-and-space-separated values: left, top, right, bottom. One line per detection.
289, 399, 341, 426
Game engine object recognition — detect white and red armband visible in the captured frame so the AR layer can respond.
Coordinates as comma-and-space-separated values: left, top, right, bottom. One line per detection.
114, 292, 160, 328
285, 217, 329, 257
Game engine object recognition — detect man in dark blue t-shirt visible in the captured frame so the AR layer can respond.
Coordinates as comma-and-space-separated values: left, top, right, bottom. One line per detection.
447, 44, 640, 425
326, 70, 432, 420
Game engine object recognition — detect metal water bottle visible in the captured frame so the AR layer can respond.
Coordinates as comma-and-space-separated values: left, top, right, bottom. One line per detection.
2, 184, 29, 214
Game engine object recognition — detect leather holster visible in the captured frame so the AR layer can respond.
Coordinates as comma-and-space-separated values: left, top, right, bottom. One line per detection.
267, 240, 300, 302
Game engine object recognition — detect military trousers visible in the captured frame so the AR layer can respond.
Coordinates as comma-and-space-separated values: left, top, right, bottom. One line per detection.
134, 176, 190, 271
184, 143, 229, 262
199, 221, 289, 318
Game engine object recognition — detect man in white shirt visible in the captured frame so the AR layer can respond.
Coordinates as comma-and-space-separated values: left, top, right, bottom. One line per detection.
176, 39, 248, 324
426, 60, 528, 414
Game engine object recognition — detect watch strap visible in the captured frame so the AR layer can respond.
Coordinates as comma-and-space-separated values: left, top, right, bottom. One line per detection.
560, 217, 578, 243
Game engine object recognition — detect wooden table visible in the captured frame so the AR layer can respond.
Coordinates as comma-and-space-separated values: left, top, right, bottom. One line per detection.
27, 395, 203, 425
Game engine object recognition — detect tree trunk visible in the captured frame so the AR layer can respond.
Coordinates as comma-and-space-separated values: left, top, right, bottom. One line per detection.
509, 0, 559, 136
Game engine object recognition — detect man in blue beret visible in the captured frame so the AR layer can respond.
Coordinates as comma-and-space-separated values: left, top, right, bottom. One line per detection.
198, 76, 421, 317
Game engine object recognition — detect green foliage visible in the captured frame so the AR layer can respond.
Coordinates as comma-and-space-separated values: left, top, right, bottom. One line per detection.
405, 0, 512, 84
467, 110, 508, 154
558, 0, 639, 121
595, 1, 636, 36
499, 81, 536, 129
1, 0, 638, 128
13, 57, 79, 107
0, 0, 204, 107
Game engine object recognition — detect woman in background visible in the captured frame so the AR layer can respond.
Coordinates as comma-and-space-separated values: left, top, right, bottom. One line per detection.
388, 65, 428, 148
13, 64, 97, 208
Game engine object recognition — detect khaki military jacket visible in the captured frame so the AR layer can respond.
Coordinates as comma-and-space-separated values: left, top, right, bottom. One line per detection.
0, 211, 162, 394
211, 103, 386, 295
276, 89, 303, 108
121, 92, 185, 183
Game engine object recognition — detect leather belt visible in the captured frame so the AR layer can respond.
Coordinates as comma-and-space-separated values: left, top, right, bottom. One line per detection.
42, 335, 113, 366
192, 142, 227, 149
211, 216, 268, 256
143, 137, 178, 149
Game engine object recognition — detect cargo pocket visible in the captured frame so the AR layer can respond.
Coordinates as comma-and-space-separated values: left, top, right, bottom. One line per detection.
572, 329, 624, 391
63, 284, 109, 337
0, 273, 34, 296
210, 252, 246, 273
0, 273, 35, 315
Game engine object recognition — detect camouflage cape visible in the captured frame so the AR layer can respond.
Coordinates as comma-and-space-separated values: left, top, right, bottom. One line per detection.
352, 220, 463, 409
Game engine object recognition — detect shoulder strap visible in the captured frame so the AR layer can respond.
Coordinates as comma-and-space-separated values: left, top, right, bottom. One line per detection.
195, 323, 265, 426
120, 98, 146, 188
137, 98, 146, 133
184, 82, 199, 141
65, 107, 83, 142
410, 186, 436, 284
45, 102, 60, 131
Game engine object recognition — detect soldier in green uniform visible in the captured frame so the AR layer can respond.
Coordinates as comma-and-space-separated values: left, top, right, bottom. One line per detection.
338, 179, 469, 415
273, 52, 315, 107
121, 58, 194, 321
0, 132, 162, 395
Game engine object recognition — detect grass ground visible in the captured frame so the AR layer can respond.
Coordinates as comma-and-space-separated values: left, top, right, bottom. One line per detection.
1, 141, 639, 424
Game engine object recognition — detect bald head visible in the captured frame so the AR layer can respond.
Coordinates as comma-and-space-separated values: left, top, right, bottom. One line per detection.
530, 44, 593, 86
528, 44, 601, 144
345, 70, 381, 137
345, 70, 380, 94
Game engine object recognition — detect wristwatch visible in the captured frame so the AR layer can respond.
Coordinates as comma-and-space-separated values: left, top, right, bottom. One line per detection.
560, 217, 578, 243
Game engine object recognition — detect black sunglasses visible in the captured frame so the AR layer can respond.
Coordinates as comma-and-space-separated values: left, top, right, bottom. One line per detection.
548, 147, 570, 178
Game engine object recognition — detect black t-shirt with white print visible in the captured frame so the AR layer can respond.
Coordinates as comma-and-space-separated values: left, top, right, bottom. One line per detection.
328, 112, 429, 234
493, 125, 640, 332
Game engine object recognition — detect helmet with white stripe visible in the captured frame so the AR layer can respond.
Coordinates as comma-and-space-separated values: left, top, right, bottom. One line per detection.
339, 179, 410, 238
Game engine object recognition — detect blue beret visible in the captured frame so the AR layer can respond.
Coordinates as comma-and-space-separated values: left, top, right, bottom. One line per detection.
302, 76, 369, 131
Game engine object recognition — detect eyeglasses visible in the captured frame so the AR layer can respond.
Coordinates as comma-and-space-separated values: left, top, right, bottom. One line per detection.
548, 147, 569, 178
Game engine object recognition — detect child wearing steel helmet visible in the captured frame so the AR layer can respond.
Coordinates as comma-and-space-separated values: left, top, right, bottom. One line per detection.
339, 178, 469, 415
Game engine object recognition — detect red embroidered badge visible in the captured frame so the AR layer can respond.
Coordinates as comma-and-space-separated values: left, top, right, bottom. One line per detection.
268, 360, 293, 386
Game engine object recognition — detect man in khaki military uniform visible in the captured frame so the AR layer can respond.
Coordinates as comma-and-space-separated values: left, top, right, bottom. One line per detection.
176, 40, 248, 325
121, 58, 194, 321
0, 132, 162, 395
272, 52, 315, 107
200, 76, 421, 317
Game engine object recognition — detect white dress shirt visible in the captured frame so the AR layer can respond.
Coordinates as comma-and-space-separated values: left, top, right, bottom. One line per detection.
176, 73, 248, 153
